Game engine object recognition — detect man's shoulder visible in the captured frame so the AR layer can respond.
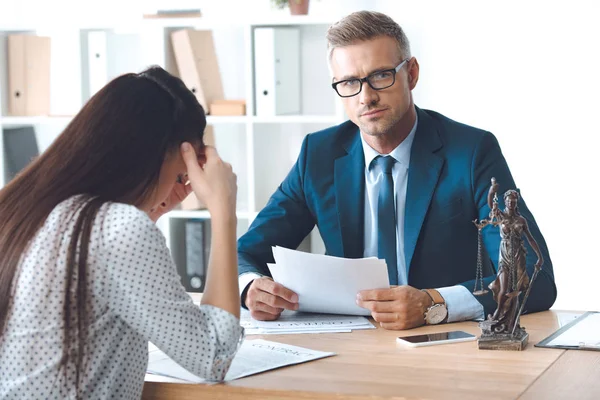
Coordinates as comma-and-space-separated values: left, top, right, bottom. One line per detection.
420, 108, 493, 144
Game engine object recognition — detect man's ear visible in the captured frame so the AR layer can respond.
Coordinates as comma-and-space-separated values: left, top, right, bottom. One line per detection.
408, 58, 420, 90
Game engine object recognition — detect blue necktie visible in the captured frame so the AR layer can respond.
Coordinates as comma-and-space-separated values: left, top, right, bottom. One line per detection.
375, 156, 398, 286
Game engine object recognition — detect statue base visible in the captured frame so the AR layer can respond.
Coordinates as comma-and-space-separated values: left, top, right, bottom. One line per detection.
477, 320, 529, 351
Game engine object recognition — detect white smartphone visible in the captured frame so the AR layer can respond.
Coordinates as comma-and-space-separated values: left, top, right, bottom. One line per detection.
396, 330, 477, 347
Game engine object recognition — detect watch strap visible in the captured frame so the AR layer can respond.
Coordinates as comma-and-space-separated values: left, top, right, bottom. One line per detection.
423, 288, 445, 306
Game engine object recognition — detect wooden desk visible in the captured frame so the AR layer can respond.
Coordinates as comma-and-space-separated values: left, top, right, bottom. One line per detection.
142, 311, 598, 400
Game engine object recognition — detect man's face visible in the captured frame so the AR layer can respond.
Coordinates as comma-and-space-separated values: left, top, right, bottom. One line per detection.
330, 36, 418, 138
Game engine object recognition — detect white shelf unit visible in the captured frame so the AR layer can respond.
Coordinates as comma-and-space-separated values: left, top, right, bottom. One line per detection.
0, 16, 343, 257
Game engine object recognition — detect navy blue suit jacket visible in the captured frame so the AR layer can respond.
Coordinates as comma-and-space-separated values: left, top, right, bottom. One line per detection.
238, 108, 556, 316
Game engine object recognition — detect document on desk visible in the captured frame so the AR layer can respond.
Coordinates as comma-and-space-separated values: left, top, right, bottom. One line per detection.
241, 309, 375, 335
147, 339, 335, 383
536, 311, 600, 350
268, 246, 389, 316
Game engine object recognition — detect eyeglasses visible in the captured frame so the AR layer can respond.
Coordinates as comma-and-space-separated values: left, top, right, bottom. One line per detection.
331, 59, 409, 98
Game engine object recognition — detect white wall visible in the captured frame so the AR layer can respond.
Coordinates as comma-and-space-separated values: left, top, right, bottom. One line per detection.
2, 0, 598, 311
381, 1, 600, 312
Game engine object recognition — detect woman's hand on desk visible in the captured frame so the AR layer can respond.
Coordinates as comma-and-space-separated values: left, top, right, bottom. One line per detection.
245, 277, 299, 321
356, 285, 431, 330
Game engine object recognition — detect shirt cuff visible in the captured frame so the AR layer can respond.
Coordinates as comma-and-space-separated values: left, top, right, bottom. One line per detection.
198, 304, 245, 381
239, 272, 263, 308
437, 285, 485, 323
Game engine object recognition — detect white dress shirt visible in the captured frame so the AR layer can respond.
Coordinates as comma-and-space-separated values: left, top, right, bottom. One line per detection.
0, 196, 244, 399
361, 122, 415, 285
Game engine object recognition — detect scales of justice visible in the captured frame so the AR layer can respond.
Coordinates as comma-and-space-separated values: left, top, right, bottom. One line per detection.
472, 177, 544, 351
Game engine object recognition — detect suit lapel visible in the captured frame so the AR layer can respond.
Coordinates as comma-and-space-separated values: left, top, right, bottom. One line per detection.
335, 126, 365, 258
404, 109, 444, 272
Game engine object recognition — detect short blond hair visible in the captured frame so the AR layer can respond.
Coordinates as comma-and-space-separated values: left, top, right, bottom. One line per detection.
326, 11, 411, 62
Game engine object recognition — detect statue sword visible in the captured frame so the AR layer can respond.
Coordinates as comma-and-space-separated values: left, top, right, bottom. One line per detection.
511, 267, 540, 336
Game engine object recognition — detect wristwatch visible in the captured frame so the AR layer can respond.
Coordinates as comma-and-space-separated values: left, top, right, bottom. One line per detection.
422, 289, 448, 325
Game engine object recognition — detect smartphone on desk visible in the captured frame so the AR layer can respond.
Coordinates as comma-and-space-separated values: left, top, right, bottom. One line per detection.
397, 330, 477, 347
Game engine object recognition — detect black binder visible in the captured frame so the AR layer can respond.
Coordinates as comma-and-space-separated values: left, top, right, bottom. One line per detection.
3, 126, 40, 181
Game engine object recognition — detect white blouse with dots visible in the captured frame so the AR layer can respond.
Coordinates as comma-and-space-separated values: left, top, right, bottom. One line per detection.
0, 196, 244, 399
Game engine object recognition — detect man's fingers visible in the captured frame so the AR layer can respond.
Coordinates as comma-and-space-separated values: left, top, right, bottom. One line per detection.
357, 288, 397, 301
251, 289, 298, 310
357, 299, 400, 313
379, 321, 407, 330
248, 278, 299, 311
250, 310, 280, 321
270, 283, 299, 304
256, 279, 299, 303
250, 301, 283, 316
379, 320, 420, 331
371, 312, 398, 323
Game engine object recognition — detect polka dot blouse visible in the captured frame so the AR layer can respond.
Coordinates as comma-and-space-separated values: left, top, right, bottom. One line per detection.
0, 196, 244, 399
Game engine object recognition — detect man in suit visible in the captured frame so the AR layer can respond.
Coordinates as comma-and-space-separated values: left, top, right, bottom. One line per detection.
238, 11, 556, 329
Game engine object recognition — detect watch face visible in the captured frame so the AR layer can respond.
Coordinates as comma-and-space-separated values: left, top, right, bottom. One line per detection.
426, 304, 448, 325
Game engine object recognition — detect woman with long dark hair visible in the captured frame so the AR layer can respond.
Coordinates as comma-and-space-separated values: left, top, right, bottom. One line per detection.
0, 66, 243, 399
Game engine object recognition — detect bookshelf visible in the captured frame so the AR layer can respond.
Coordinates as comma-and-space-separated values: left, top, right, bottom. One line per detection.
1, 114, 341, 128
0, 15, 340, 259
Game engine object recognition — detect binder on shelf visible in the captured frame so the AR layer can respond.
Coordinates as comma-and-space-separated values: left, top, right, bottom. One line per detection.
8, 34, 51, 116
171, 29, 224, 113
209, 99, 246, 116
82, 31, 109, 101
183, 219, 210, 292
253, 27, 301, 117
169, 218, 211, 293
143, 9, 202, 19
180, 125, 215, 210
2, 126, 40, 182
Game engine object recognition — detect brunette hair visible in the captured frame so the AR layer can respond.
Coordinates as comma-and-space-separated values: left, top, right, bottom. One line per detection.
0, 65, 206, 396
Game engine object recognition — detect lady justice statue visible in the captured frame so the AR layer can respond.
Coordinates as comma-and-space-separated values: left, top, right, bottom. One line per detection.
473, 178, 543, 350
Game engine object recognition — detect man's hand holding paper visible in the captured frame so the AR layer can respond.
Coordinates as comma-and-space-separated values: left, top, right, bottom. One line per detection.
260, 246, 390, 317
356, 286, 433, 330
245, 277, 299, 321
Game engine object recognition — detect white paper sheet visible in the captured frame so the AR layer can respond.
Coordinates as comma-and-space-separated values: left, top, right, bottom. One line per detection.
548, 312, 600, 348
240, 309, 374, 335
147, 339, 335, 383
268, 246, 390, 315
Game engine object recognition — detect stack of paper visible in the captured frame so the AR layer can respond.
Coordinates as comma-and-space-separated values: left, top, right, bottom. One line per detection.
241, 309, 375, 335
268, 246, 389, 316
147, 339, 335, 383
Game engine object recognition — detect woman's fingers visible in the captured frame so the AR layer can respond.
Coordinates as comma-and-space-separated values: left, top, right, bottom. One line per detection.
180, 143, 204, 183
181, 143, 237, 215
